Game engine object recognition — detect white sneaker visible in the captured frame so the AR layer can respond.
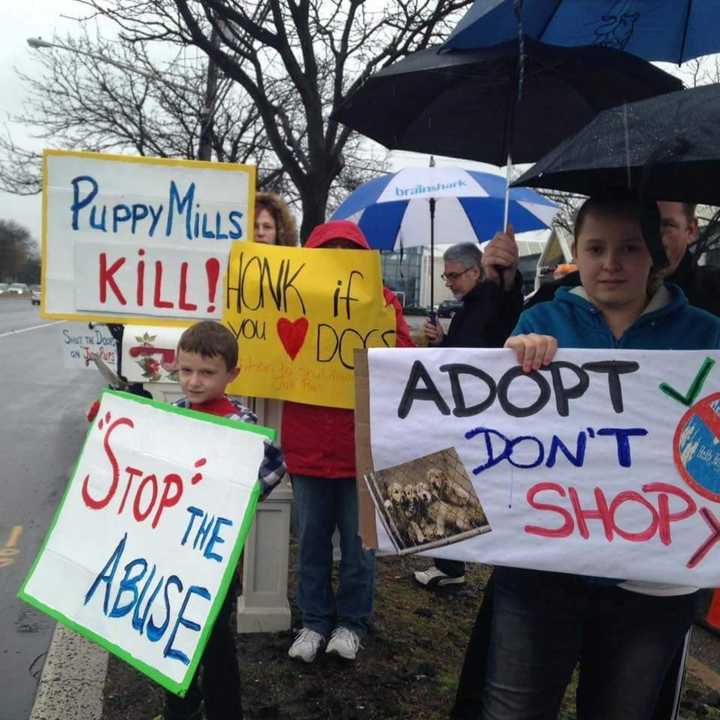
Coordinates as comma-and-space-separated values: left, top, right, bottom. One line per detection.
413, 566, 465, 588
288, 628, 326, 663
325, 626, 361, 661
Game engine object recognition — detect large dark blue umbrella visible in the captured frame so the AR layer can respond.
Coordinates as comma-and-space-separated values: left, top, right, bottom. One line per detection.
444, 0, 720, 64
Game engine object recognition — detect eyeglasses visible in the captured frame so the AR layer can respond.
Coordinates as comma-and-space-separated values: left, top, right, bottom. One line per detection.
441, 267, 475, 282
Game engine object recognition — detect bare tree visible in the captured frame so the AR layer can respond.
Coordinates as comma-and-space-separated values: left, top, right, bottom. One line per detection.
536, 189, 584, 235
0, 220, 37, 282
0, 30, 286, 195
73, 0, 473, 239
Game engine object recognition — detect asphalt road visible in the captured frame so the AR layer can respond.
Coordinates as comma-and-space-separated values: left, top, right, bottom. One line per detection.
0, 298, 105, 720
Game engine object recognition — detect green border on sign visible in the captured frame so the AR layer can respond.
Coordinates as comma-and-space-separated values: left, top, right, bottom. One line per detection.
18, 389, 273, 696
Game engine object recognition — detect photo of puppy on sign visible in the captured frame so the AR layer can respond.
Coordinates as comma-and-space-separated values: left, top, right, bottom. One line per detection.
364, 448, 491, 554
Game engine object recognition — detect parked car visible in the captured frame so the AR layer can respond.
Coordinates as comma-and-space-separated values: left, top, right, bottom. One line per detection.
0, 283, 8, 295
7, 282, 29, 295
401, 304, 430, 316
437, 299, 462, 318
30, 285, 41, 306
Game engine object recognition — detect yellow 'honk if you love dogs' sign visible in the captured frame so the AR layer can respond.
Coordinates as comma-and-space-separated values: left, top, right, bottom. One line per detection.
223, 242, 396, 409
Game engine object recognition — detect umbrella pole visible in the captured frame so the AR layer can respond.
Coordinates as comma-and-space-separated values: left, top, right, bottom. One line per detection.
503, 3, 524, 232
429, 197, 436, 321
503, 151, 513, 230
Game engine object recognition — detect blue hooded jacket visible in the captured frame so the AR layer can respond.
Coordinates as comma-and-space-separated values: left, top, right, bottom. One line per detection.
513, 283, 720, 350
512, 283, 720, 591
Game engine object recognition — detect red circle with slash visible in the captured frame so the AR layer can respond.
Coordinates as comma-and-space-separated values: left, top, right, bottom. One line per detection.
673, 392, 720, 503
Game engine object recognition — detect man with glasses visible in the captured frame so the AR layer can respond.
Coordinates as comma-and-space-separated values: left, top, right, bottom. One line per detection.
423, 241, 523, 349
415, 239, 523, 588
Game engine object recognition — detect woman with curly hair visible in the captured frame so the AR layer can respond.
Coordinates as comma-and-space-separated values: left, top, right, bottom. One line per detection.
254, 192, 298, 246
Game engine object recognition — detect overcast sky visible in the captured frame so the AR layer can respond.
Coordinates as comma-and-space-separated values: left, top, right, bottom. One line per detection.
0, 2, 509, 249
0, 3, 692, 249
0, 1, 83, 243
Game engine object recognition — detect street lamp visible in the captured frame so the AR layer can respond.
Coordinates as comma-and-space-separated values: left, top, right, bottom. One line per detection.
26, 37, 169, 85
26, 36, 217, 161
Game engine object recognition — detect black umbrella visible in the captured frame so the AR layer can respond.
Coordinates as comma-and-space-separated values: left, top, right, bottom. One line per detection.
512, 83, 720, 207
333, 37, 682, 167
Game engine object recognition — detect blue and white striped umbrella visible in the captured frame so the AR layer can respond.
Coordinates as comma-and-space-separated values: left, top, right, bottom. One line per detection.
332, 166, 559, 250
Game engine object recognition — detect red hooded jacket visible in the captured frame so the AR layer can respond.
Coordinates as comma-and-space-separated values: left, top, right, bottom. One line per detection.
281, 220, 414, 478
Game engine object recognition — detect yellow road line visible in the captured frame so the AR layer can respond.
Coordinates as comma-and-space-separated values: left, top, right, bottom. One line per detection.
0, 525, 22, 568
6, 525, 22, 548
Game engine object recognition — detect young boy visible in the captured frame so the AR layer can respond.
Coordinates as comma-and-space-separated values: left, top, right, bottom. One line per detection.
160, 320, 286, 720
480, 192, 720, 720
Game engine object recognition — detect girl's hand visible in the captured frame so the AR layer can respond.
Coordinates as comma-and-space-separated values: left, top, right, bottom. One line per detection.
504, 334, 558, 373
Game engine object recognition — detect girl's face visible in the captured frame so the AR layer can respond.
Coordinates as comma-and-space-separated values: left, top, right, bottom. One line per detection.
255, 208, 278, 245
573, 210, 653, 314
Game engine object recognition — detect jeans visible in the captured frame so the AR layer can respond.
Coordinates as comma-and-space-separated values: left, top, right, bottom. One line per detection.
292, 475, 375, 637
435, 558, 466, 577
164, 588, 243, 720
480, 567, 699, 720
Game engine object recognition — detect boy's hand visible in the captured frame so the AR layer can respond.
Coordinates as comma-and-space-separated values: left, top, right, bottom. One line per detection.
257, 478, 274, 502
86, 399, 101, 422
423, 318, 445, 345
505, 334, 558, 373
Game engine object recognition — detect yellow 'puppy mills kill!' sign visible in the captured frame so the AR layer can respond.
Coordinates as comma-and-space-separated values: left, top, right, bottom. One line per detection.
223, 242, 396, 409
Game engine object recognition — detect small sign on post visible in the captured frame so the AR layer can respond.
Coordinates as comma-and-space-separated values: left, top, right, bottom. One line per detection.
61, 322, 118, 372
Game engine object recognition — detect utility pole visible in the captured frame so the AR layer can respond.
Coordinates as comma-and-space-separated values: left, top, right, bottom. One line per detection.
198, 28, 220, 162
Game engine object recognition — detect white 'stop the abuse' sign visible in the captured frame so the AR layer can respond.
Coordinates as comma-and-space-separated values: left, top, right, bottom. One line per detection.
41, 150, 255, 325
367, 347, 720, 589
19, 391, 270, 695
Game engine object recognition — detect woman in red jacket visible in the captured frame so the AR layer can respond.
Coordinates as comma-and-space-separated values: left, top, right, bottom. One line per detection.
284, 220, 414, 664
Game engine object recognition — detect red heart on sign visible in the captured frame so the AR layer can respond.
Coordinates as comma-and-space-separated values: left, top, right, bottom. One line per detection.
277, 317, 309, 361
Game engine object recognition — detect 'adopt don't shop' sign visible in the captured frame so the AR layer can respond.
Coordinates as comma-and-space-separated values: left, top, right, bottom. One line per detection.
19, 391, 271, 695
361, 348, 720, 587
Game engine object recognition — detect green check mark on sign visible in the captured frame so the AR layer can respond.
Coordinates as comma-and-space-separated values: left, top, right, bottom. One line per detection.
659, 357, 716, 406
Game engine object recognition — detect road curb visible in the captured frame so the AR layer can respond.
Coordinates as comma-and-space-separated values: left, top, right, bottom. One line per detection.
29, 622, 108, 720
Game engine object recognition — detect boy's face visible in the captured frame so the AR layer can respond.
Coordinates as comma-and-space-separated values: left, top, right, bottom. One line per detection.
573, 210, 653, 314
177, 349, 239, 405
